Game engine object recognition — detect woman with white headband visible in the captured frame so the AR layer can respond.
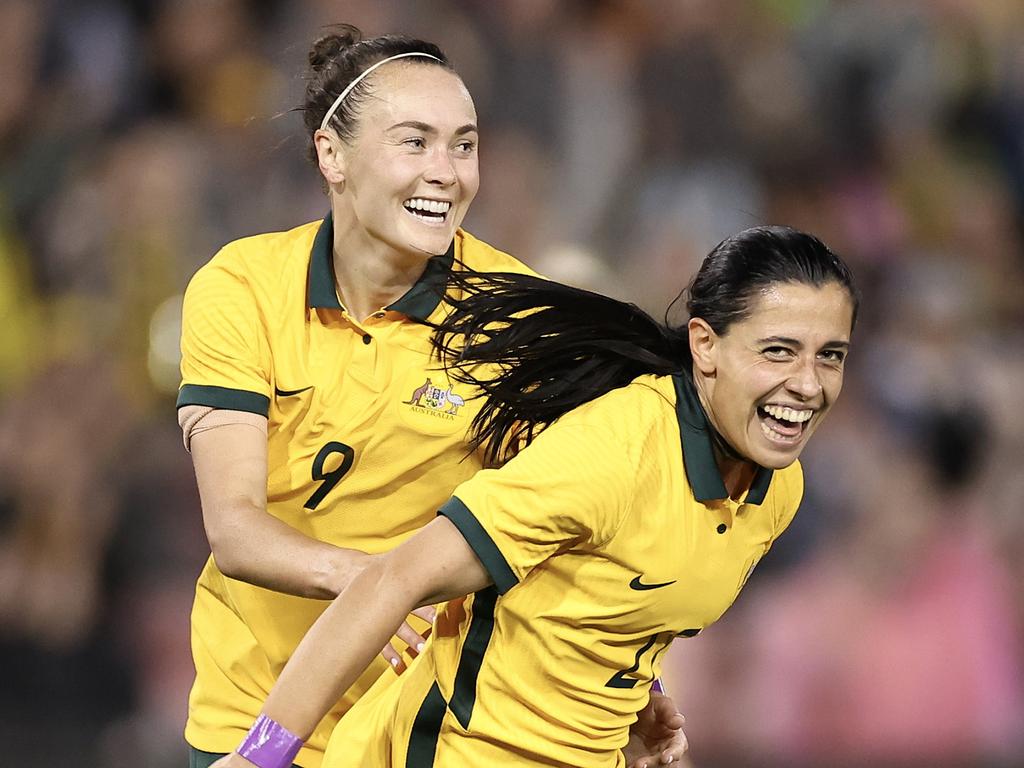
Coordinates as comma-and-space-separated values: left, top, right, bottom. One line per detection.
176, 25, 686, 768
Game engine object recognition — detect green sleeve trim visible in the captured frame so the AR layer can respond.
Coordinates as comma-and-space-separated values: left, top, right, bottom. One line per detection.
439, 497, 518, 594
176, 384, 270, 416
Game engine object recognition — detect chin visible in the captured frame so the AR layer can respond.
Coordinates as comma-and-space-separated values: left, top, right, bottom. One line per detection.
400, 221, 458, 256
745, 435, 805, 469
758, 451, 802, 470
413, 234, 456, 257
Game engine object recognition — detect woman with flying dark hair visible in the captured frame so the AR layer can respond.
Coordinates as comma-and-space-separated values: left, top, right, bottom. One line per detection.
176, 24, 684, 768
211, 225, 860, 768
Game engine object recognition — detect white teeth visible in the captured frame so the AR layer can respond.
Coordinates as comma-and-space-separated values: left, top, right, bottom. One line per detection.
760, 419, 800, 442
404, 198, 451, 214
762, 404, 813, 423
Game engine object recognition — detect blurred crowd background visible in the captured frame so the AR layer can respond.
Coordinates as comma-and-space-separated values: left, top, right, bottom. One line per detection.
1, 0, 1023, 766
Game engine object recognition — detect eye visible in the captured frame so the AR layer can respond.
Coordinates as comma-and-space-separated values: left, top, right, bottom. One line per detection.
403, 137, 426, 149
762, 346, 794, 360
819, 349, 846, 363
454, 139, 476, 154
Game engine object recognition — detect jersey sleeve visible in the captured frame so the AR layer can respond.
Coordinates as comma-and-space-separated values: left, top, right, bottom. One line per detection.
439, 421, 636, 595
176, 255, 272, 416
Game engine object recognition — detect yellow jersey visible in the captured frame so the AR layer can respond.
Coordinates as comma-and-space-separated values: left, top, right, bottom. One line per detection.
177, 214, 532, 766
323, 373, 803, 768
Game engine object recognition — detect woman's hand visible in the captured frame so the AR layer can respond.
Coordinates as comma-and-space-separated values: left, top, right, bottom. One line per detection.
623, 690, 689, 767
379, 605, 437, 673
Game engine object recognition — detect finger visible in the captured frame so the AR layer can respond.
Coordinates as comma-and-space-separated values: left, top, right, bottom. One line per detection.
380, 642, 407, 674
644, 721, 686, 740
627, 745, 666, 768
649, 697, 686, 735
651, 695, 686, 722
661, 714, 687, 732
660, 732, 689, 763
412, 605, 437, 624
393, 621, 428, 655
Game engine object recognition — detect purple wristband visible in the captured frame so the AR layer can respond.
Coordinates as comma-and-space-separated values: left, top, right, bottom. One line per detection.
237, 714, 303, 768
651, 677, 666, 695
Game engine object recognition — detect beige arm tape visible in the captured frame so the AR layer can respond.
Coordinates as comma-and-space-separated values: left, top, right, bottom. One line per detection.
178, 404, 269, 452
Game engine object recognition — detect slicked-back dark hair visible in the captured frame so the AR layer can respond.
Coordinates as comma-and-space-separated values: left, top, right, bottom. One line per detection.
302, 24, 453, 162
685, 225, 860, 334
433, 226, 859, 465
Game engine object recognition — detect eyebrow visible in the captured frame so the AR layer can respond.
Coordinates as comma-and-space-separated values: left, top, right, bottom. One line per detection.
386, 120, 478, 136
757, 336, 850, 349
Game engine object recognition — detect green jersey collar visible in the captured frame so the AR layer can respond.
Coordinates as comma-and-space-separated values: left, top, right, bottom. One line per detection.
307, 214, 340, 309
307, 212, 455, 321
385, 249, 455, 320
672, 373, 773, 505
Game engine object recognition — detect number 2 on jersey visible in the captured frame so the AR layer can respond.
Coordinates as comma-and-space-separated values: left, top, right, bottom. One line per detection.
606, 633, 661, 689
304, 441, 354, 509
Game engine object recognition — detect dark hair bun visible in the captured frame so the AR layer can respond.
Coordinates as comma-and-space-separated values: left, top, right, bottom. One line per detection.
308, 24, 362, 70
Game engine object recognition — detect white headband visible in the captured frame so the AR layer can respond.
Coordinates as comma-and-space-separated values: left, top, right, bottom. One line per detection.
319, 52, 443, 132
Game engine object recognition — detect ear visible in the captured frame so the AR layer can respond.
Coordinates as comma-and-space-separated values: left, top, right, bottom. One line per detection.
688, 317, 718, 376
314, 129, 346, 186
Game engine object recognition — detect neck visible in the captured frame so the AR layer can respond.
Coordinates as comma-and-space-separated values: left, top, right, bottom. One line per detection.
331, 204, 431, 320
712, 444, 757, 500
692, 370, 758, 500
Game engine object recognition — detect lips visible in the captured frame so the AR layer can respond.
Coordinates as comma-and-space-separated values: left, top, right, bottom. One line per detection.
403, 197, 452, 224
756, 404, 813, 443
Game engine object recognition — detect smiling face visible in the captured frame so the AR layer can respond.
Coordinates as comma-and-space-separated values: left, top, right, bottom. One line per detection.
690, 281, 855, 470
323, 63, 480, 260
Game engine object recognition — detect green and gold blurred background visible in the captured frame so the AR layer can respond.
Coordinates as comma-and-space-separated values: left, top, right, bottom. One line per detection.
1, 1, 1022, 766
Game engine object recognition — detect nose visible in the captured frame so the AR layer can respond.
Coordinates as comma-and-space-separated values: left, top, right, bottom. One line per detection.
424, 146, 457, 187
786, 357, 823, 401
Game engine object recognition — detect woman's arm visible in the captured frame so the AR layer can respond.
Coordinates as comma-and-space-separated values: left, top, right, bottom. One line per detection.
264, 515, 491, 736
211, 516, 490, 767
189, 418, 368, 599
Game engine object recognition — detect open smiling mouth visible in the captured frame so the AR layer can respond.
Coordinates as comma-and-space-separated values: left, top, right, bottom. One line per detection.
756, 404, 813, 444
403, 197, 451, 224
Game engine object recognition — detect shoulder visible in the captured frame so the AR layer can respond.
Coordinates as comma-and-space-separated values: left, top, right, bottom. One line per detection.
766, 460, 804, 533
558, 374, 675, 448
185, 219, 321, 303
770, 461, 804, 502
587, 373, 674, 417
454, 229, 539, 276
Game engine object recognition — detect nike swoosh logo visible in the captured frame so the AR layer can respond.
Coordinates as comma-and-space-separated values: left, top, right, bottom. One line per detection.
274, 385, 313, 397
629, 576, 677, 591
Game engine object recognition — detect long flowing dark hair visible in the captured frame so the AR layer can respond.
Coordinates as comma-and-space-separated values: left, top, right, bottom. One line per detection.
433, 226, 859, 465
